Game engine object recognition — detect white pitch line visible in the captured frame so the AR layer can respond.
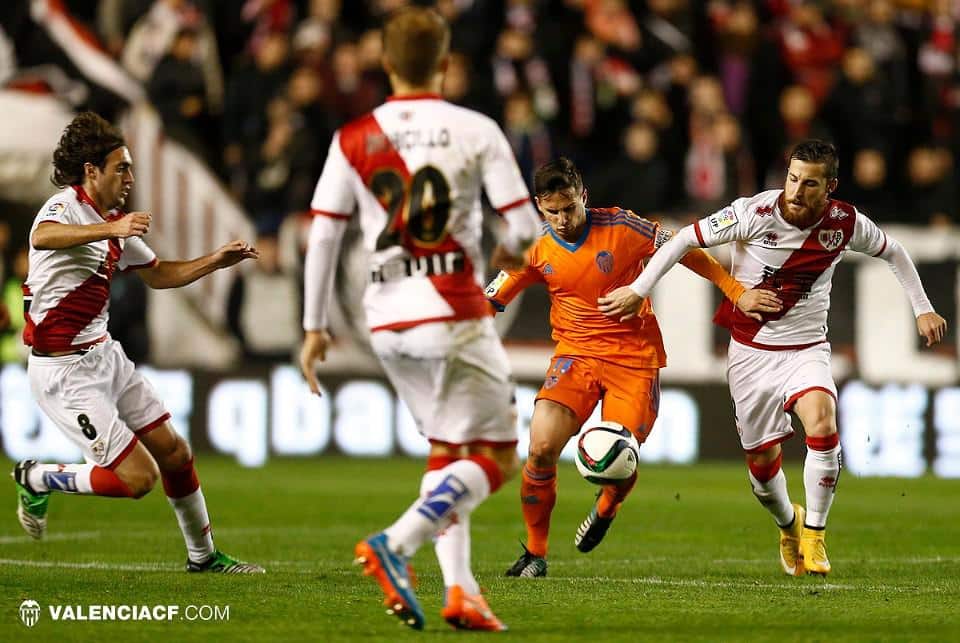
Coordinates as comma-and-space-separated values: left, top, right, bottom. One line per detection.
0, 530, 101, 545
555, 556, 960, 566
552, 576, 955, 593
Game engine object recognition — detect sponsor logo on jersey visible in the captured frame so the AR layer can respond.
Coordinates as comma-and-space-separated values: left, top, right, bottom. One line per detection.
595, 250, 614, 273
708, 207, 738, 232
829, 206, 849, 220
43, 202, 66, 218
761, 232, 779, 247
818, 229, 844, 251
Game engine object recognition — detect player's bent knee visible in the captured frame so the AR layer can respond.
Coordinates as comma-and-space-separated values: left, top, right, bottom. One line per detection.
122, 465, 159, 499
162, 435, 193, 472
527, 442, 561, 469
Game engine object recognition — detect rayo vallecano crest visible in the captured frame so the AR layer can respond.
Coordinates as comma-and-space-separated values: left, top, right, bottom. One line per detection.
818, 229, 844, 251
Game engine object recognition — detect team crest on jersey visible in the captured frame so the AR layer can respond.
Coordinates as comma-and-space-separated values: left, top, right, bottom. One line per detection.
818, 229, 844, 251
543, 263, 553, 275
829, 206, 849, 220
708, 207, 738, 232
755, 205, 774, 217
595, 250, 614, 273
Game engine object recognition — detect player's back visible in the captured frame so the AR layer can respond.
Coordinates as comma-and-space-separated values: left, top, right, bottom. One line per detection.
531, 207, 667, 368
313, 95, 534, 332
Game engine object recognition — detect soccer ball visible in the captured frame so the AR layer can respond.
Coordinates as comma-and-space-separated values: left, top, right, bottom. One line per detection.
575, 421, 640, 484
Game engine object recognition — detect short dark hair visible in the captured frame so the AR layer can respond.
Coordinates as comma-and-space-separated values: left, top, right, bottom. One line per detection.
533, 157, 583, 198
51, 111, 126, 188
382, 7, 450, 86
790, 139, 839, 180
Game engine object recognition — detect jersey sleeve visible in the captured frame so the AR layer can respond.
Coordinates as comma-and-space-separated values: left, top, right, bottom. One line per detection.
694, 198, 754, 247
118, 235, 158, 270
847, 209, 888, 256
310, 131, 357, 220
480, 122, 532, 214
35, 200, 77, 226
483, 246, 544, 311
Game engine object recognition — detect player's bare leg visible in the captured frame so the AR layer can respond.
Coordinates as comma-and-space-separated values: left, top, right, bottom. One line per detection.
141, 423, 264, 573
794, 391, 840, 575
746, 444, 804, 576
506, 399, 578, 576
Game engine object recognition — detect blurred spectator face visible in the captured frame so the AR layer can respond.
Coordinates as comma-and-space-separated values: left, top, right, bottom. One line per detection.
288, 67, 322, 107
357, 30, 384, 72
669, 54, 698, 86
504, 92, 535, 129
649, 0, 687, 16
631, 90, 673, 128
867, 0, 894, 23
842, 48, 875, 84
689, 76, 726, 116
443, 53, 470, 101
908, 148, 947, 186
790, 3, 825, 28
497, 29, 533, 61
333, 43, 360, 80
171, 30, 198, 62
779, 85, 816, 124
256, 33, 289, 71
310, 0, 341, 21
293, 22, 331, 64
573, 36, 604, 64
625, 122, 659, 161
714, 113, 741, 152
853, 149, 886, 188
727, 2, 758, 37
13, 247, 29, 279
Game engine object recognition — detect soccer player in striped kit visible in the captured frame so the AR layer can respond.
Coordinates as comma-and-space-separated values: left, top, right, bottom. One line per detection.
13, 111, 263, 574
600, 140, 947, 576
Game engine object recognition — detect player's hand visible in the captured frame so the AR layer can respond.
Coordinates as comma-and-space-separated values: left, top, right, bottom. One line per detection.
215, 240, 259, 268
917, 311, 947, 347
598, 286, 643, 322
490, 244, 526, 271
299, 329, 332, 395
736, 288, 782, 322
111, 212, 151, 238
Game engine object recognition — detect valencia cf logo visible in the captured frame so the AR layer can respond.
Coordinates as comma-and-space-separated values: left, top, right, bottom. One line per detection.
595, 250, 614, 273
817, 229, 844, 251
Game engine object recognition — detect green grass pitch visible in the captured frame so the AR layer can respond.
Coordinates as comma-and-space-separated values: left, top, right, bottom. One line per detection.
2, 456, 958, 641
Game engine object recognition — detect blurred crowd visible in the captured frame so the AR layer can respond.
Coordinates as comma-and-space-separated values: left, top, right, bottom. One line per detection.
14, 0, 959, 234
4, 0, 960, 364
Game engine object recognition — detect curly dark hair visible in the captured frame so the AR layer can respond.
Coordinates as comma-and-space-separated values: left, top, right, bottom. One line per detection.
51, 111, 126, 188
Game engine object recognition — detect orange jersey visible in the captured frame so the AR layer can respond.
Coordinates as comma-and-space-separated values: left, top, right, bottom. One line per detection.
486, 207, 669, 369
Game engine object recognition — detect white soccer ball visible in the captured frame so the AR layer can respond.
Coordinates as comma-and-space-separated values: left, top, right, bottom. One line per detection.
575, 421, 640, 484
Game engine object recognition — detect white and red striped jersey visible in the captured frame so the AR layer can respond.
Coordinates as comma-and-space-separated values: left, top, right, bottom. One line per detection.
694, 189, 887, 349
23, 186, 157, 353
307, 93, 539, 333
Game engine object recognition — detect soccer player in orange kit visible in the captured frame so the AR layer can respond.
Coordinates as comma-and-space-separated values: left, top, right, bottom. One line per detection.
485, 158, 781, 576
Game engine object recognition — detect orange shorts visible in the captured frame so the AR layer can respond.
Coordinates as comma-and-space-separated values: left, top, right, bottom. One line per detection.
535, 355, 660, 442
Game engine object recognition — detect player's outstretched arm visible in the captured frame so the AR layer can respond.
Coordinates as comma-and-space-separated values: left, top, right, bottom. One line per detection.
138, 240, 258, 289
32, 212, 152, 250
598, 224, 699, 321
678, 249, 782, 321
872, 235, 947, 347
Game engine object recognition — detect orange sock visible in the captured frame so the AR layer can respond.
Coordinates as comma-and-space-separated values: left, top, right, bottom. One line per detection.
520, 464, 557, 558
596, 471, 637, 518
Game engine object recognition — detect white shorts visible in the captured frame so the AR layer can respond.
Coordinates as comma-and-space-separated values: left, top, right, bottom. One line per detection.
371, 317, 517, 446
726, 340, 837, 452
27, 339, 170, 468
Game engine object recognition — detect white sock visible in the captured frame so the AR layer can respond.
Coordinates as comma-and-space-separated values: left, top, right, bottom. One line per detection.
804, 444, 841, 528
419, 469, 481, 595
168, 488, 215, 562
385, 460, 491, 557
28, 463, 95, 494
749, 469, 795, 528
